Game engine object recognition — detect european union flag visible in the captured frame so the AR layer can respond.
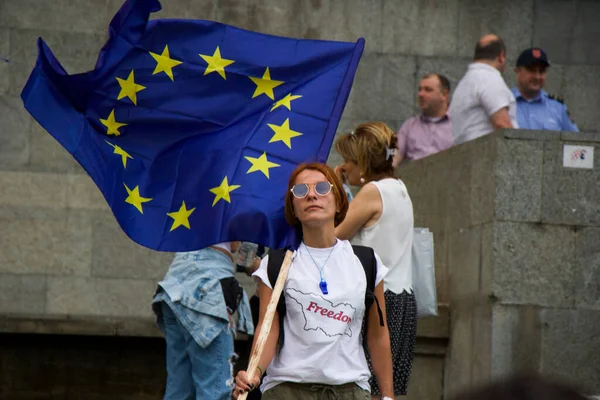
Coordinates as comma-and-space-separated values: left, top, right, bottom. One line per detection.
21, 0, 364, 252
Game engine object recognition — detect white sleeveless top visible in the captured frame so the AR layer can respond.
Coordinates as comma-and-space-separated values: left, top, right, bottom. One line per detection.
350, 178, 414, 294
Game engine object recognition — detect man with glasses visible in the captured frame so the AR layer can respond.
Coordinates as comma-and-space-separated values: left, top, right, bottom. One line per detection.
511, 47, 579, 132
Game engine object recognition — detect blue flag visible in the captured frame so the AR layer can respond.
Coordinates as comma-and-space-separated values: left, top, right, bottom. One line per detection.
21, 0, 364, 252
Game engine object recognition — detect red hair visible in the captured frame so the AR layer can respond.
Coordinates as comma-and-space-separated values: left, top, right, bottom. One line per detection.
284, 163, 349, 227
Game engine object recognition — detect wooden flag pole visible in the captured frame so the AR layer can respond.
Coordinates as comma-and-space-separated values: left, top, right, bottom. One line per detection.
238, 249, 294, 400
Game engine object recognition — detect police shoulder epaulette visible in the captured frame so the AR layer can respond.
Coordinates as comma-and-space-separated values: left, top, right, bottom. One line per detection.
547, 93, 565, 104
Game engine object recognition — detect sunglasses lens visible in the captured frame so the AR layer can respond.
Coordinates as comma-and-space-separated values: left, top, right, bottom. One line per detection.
315, 181, 332, 196
292, 184, 309, 198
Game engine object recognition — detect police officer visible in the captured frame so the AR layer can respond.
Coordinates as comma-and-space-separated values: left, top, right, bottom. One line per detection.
512, 47, 579, 132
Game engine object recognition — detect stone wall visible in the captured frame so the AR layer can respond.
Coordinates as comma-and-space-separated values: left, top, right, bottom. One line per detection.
398, 130, 600, 397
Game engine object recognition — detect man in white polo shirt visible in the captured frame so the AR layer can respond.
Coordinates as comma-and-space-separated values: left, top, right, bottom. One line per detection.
449, 34, 518, 145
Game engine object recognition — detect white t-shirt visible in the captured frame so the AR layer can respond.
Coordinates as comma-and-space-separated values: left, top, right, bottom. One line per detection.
449, 62, 518, 145
350, 179, 413, 294
211, 242, 232, 255
253, 239, 388, 393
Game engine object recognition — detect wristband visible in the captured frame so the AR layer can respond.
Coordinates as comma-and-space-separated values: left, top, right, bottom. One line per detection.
256, 365, 264, 376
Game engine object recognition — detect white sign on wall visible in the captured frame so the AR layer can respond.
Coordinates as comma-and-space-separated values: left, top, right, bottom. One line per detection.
563, 145, 594, 169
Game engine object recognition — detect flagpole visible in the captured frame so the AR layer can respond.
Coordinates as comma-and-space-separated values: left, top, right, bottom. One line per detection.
238, 249, 294, 400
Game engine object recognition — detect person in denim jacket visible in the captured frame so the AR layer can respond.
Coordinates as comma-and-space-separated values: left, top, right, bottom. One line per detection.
153, 242, 254, 400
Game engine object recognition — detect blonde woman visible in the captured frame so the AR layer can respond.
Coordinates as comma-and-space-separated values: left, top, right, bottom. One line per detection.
334, 122, 417, 398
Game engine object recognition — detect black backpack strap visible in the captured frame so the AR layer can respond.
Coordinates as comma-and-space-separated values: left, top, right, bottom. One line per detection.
267, 249, 288, 347
351, 245, 385, 327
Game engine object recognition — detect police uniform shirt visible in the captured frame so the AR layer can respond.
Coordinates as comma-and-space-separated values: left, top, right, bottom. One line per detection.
511, 88, 579, 132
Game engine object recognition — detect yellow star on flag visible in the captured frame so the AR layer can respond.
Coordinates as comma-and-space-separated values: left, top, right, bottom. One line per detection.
245, 152, 281, 179
267, 118, 303, 149
149, 45, 183, 81
106, 141, 133, 168
199, 47, 235, 80
167, 201, 196, 231
123, 183, 153, 214
209, 176, 240, 207
100, 109, 127, 136
116, 70, 146, 105
271, 93, 303, 111
249, 67, 284, 100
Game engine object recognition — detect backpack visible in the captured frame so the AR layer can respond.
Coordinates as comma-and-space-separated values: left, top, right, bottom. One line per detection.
267, 245, 384, 347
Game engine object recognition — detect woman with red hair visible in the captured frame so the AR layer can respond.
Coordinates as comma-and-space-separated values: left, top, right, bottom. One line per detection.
234, 163, 395, 400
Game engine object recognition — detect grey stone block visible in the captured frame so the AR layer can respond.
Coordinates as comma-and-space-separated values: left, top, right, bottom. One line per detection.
541, 64, 565, 98
0, 313, 160, 337
406, 355, 444, 400
0, 0, 113, 34
345, 53, 382, 120
457, 0, 534, 61
502, 129, 560, 141
541, 141, 600, 226
492, 222, 576, 307
10, 29, 104, 69
0, 274, 46, 314
471, 302, 492, 385
0, 96, 31, 168
495, 138, 543, 222
432, 228, 449, 304
213, 0, 252, 30
0, 62, 8, 96
236, 271, 256, 302
470, 137, 496, 226
380, 55, 418, 121
448, 226, 482, 300
91, 212, 172, 280
0, 171, 68, 209
561, 131, 600, 143
146, 0, 210, 20
479, 222, 494, 295
568, 0, 600, 65
562, 65, 600, 133
346, 54, 416, 125
28, 121, 83, 174
416, 56, 469, 95
247, 0, 304, 38
444, 144, 473, 229
0, 211, 92, 276
300, 0, 382, 53
540, 308, 600, 393
0, 28, 8, 95
491, 305, 542, 376
326, 123, 357, 167
66, 175, 108, 211
444, 307, 473, 396
573, 228, 600, 310
382, 0, 459, 57
7, 60, 32, 97
0, 205, 89, 222
532, 0, 577, 65
490, 304, 519, 376
46, 276, 157, 318
183, 0, 216, 20
0, 27, 8, 54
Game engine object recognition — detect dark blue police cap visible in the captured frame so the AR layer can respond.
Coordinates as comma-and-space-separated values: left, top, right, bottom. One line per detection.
516, 48, 550, 67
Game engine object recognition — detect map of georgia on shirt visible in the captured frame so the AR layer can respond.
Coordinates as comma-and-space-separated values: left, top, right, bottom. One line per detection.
286, 288, 357, 337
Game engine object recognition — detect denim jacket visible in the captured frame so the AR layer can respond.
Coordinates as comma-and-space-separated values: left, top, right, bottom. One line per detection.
153, 247, 254, 348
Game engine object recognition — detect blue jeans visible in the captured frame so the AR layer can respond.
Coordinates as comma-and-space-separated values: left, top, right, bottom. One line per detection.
161, 302, 234, 400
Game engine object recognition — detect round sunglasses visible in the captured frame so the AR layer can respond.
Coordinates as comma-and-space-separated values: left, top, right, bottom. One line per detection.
290, 181, 333, 198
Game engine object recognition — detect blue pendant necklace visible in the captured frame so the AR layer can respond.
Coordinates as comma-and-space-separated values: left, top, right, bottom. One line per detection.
304, 241, 336, 295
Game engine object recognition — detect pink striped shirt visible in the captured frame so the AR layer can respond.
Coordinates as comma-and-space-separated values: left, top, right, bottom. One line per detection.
396, 114, 453, 161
